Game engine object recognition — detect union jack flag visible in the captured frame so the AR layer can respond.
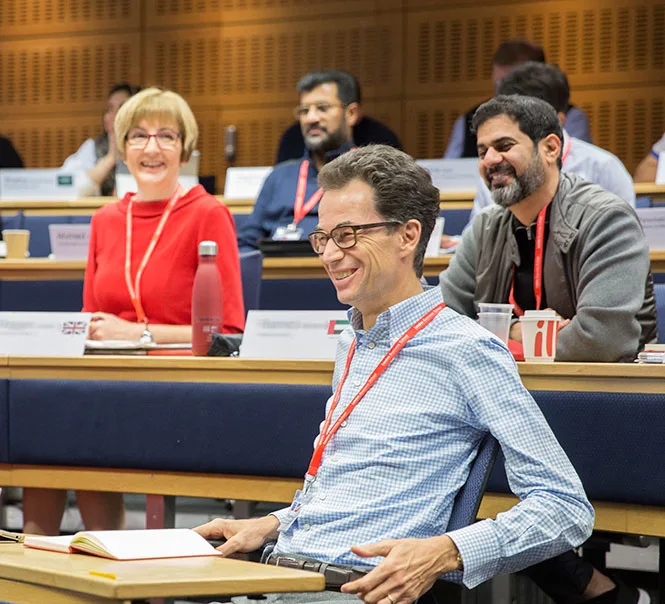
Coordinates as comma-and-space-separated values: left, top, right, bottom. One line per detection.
61, 321, 87, 335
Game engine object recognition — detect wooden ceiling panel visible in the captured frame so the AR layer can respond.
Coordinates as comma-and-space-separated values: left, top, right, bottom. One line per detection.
0, 34, 141, 117
405, 0, 665, 98
0, 0, 138, 36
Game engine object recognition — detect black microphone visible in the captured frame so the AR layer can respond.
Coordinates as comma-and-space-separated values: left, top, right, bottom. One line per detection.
224, 125, 237, 165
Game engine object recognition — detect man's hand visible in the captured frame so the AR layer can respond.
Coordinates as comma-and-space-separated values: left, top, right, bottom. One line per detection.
341, 535, 460, 604
88, 312, 143, 341
509, 308, 570, 344
193, 515, 279, 558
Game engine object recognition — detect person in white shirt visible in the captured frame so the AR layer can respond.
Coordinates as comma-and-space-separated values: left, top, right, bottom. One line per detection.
634, 132, 665, 183
441, 62, 635, 248
61, 83, 140, 197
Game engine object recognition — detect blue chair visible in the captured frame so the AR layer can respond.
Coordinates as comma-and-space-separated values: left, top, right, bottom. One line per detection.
654, 283, 665, 344
239, 250, 262, 315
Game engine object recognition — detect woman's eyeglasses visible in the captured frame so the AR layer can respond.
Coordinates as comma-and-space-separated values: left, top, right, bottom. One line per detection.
126, 128, 182, 150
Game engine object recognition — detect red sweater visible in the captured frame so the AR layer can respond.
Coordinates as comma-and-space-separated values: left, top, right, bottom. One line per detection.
83, 185, 245, 334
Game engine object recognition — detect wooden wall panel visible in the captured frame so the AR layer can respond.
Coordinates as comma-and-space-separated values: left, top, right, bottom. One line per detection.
0, 0, 138, 36
143, 28, 222, 107
143, 0, 400, 27
0, 116, 101, 168
574, 86, 665, 174
216, 14, 402, 106
405, 0, 665, 98
220, 106, 294, 169
0, 34, 141, 117
192, 108, 223, 179
402, 96, 489, 160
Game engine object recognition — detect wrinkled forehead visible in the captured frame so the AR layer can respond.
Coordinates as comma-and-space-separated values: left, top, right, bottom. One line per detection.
317, 181, 380, 230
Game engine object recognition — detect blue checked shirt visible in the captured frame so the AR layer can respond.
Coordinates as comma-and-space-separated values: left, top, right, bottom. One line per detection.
272, 287, 594, 589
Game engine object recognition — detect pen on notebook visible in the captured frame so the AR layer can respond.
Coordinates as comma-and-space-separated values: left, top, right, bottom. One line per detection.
89, 570, 117, 580
0, 530, 25, 543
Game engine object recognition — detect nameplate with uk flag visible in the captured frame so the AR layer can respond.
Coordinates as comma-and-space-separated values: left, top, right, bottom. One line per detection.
240, 310, 349, 360
0, 312, 91, 356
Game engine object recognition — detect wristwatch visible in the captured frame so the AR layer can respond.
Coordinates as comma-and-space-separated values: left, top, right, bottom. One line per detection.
139, 325, 154, 345
456, 552, 464, 571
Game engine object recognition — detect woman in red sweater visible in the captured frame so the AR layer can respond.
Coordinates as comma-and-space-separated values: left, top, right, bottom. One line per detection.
23, 87, 245, 535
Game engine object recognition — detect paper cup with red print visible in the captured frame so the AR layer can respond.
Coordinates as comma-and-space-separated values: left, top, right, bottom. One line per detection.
520, 310, 560, 362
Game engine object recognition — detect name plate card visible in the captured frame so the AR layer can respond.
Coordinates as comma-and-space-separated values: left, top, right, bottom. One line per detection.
224, 167, 273, 199
416, 159, 479, 193
0, 169, 77, 201
656, 154, 665, 185
48, 224, 91, 260
240, 310, 349, 360
0, 312, 91, 356
636, 207, 665, 250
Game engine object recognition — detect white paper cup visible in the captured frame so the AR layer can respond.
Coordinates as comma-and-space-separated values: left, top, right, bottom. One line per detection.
520, 311, 559, 362
2, 229, 30, 259
478, 312, 511, 344
478, 303, 514, 314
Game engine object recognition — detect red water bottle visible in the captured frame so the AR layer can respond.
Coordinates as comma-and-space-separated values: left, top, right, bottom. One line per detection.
191, 240, 223, 356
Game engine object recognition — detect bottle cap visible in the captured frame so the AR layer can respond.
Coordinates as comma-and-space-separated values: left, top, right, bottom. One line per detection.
199, 240, 218, 256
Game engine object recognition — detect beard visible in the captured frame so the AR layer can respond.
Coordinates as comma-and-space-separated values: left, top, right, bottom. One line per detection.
303, 118, 348, 155
488, 151, 546, 208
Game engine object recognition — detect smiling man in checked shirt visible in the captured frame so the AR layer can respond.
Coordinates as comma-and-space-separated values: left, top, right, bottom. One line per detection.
195, 145, 594, 603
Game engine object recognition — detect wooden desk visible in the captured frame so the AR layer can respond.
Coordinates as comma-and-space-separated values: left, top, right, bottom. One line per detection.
3, 251, 665, 282
0, 543, 323, 603
2, 183, 663, 215
1, 357, 664, 538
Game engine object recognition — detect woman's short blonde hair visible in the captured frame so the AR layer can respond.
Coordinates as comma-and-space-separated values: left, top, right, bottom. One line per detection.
114, 87, 199, 162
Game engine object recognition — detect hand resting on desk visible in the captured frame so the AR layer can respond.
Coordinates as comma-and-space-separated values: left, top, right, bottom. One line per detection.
193, 516, 279, 558
89, 312, 144, 341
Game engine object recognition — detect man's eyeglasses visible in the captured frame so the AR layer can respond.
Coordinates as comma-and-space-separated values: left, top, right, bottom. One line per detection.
308, 222, 402, 255
293, 103, 345, 119
126, 128, 182, 150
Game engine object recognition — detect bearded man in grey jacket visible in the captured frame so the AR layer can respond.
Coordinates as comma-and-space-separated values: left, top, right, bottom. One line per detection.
439, 94, 657, 363
440, 95, 656, 603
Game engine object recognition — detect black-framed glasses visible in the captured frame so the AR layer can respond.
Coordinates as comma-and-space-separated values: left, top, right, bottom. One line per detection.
126, 128, 182, 150
308, 222, 402, 255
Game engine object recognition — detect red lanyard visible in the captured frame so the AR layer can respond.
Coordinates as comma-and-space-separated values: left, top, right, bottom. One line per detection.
305, 302, 446, 482
293, 160, 323, 225
124, 185, 183, 323
508, 136, 572, 317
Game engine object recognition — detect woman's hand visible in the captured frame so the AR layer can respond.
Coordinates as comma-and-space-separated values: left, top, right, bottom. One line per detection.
88, 312, 143, 341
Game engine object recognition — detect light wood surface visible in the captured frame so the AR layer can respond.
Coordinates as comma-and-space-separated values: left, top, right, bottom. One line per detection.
2, 356, 664, 392
0, 543, 323, 602
1, 183, 663, 215
2, 252, 665, 281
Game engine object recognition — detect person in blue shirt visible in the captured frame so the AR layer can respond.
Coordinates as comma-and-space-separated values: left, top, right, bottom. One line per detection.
237, 70, 358, 252
444, 40, 592, 160
197, 145, 597, 603
634, 132, 665, 183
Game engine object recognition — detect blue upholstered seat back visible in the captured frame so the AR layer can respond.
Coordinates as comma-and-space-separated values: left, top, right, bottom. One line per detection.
487, 390, 665, 506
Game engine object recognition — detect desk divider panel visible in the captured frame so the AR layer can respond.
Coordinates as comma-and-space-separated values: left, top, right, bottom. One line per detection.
8, 379, 329, 478
0, 379, 8, 463
487, 390, 665, 507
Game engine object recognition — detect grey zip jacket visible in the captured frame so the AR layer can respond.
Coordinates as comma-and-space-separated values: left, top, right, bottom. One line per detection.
440, 172, 657, 362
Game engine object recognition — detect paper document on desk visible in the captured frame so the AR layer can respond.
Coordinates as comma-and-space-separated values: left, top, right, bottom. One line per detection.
0, 312, 91, 356
24, 529, 221, 560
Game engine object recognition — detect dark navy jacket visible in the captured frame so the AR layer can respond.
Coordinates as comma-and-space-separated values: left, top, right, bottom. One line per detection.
237, 142, 354, 252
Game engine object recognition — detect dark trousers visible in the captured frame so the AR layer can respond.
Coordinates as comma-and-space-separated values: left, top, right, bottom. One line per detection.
521, 550, 595, 603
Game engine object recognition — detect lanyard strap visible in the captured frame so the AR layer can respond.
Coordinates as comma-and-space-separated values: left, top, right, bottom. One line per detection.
508, 200, 549, 317
293, 160, 323, 225
305, 302, 446, 481
124, 185, 183, 324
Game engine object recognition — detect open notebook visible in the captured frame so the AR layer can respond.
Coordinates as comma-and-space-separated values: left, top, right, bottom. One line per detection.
23, 529, 220, 561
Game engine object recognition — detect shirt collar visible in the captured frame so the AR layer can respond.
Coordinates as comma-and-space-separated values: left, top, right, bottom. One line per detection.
347, 287, 442, 344
303, 140, 355, 169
